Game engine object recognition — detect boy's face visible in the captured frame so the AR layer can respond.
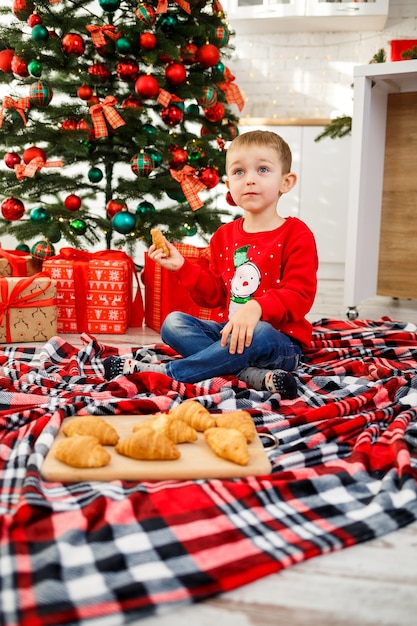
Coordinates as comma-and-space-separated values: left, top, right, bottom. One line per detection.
226, 144, 295, 215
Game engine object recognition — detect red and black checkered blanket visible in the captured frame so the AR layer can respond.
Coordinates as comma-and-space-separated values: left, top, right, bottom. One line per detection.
1, 317, 417, 626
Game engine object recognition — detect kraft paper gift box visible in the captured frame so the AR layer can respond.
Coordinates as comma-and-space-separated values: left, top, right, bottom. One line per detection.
142, 243, 227, 332
43, 248, 143, 334
0, 249, 42, 277
0, 273, 57, 343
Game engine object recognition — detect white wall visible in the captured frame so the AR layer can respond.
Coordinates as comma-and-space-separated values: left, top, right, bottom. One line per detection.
228, 0, 417, 120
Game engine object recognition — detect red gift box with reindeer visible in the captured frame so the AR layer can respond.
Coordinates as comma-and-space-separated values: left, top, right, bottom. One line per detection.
43, 248, 143, 334
0, 273, 57, 343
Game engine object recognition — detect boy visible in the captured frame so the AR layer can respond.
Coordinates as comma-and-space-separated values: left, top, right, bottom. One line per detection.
104, 130, 318, 399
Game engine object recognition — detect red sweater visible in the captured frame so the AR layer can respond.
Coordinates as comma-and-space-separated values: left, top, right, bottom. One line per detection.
175, 217, 318, 349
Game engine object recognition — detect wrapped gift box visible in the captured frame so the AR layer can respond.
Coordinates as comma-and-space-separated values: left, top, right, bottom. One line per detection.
43, 249, 143, 334
0, 273, 57, 343
142, 243, 227, 332
0, 249, 42, 277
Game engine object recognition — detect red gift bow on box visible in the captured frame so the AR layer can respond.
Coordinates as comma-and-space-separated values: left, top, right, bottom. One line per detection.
48, 248, 144, 332
85, 24, 120, 47
170, 165, 207, 211
156, 0, 190, 14
0, 96, 30, 127
14, 156, 63, 180
217, 68, 245, 112
0, 272, 56, 343
0, 249, 31, 276
89, 96, 125, 139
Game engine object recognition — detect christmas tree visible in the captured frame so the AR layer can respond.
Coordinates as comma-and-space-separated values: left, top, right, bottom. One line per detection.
0, 0, 243, 259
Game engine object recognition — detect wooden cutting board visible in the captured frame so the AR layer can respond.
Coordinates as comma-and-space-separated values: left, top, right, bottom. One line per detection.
41, 414, 272, 482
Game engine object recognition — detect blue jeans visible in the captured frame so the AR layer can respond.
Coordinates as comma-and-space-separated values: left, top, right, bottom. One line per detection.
160, 311, 302, 384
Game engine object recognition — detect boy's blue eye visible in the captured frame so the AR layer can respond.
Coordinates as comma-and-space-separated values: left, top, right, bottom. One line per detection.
259, 166, 269, 173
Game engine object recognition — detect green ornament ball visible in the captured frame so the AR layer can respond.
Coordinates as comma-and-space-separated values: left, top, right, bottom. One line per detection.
158, 14, 178, 33
98, 0, 121, 12
147, 147, 162, 167
112, 210, 136, 234
142, 123, 158, 136
181, 223, 197, 237
166, 188, 187, 203
28, 59, 42, 77
31, 24, 49, 42
135, 201, 156, 218
88, 167, 103, 183
46, 223, 62, 243
116, 37, 132, 54
31, 240, 55, 261
186, 103, 200, 116
30, 206, 50, 223
16, 243, 30, 253
70, 218, 87, 235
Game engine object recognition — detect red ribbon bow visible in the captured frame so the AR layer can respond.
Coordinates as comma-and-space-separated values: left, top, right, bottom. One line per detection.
0, 96, 31, 127
14, 157, 63, 180
47, 248, 143, 331
157, 89, 184, 108
156, 0, 191, 14
0, 273, 56, 343
170, 165, 207, 211
85, 24, 120, 47
217, 67, 245, 112
0, 249, 30, 276
89, 96, 125, 139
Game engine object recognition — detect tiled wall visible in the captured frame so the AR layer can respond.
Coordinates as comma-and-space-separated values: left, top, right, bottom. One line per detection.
228, 0, 417, 120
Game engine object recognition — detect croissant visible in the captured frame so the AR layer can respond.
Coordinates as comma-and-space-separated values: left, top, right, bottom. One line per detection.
150, 228, 169, 256
215, 411, 256, 443
62, 416, 119, 446
204, 427, 249, 466
169, 401, 216, 432
115, 428, 180, 461
133, 413, 197, 444
54, 435, 111, 468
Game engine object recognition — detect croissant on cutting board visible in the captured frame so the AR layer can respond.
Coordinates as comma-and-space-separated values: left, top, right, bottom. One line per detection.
115, 428, 180, 460
204, 427, 249, 466
54, 435, 111, 468
62, 416, 119, 445
215, 411, 256, 443
169, 401, 216, 432
132, 413, 197, 444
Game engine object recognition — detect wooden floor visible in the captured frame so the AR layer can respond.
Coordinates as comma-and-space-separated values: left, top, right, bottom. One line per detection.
44, 281, 417, 625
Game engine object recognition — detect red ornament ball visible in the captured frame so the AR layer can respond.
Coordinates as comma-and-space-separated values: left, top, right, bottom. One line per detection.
61, 33, 85, 56
106, 199, 126, 219
88, 62, 111, 83
134, 3, 156, 27
116, 59, 139, 83
27, 13, 42, 27
199, 166, 220, 189
139, 32, 157, 50
181, 42, 198, 65
0, 50, 15, 73
198, 86, 217, 108
197, 44, 220, 69
4, 152, 21, 169
77, 84, 93, 100
23, 146, 46, 164
165, 62, 187, 86
135, 74, 159, 99
64, 194, 82, 211
204, 102, 225, 123
169, 146, 188, 169
122, 95, 142, 109
1, 197, 25, 221
12, 0, 34, 21
161, 104, 183, 127
11, 55, 29, 77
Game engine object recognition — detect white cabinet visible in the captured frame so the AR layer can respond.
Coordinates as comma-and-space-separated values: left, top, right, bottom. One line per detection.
344, 60, 417, 316
224, 0, 389, 33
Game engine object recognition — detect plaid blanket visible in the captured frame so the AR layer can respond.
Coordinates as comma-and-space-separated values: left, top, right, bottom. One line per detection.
1, 317, 417, 626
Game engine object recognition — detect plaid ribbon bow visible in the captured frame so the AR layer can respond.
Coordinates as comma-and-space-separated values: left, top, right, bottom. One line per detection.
0, 96, 30, 127
85, 24, 119, 47
157, 89, 184, 108
170, 165, 207, 211
89, 96, 125, 139
217, 68, 245, 111
156, 0, 191, 14
14, 157, 63, 180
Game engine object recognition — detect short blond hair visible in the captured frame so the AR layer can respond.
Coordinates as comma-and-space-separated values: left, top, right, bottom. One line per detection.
226, 130, 292, 174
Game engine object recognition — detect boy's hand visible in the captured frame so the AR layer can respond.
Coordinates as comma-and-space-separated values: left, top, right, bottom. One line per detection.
220, 300, 262, 354
148, 238, 185, 271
